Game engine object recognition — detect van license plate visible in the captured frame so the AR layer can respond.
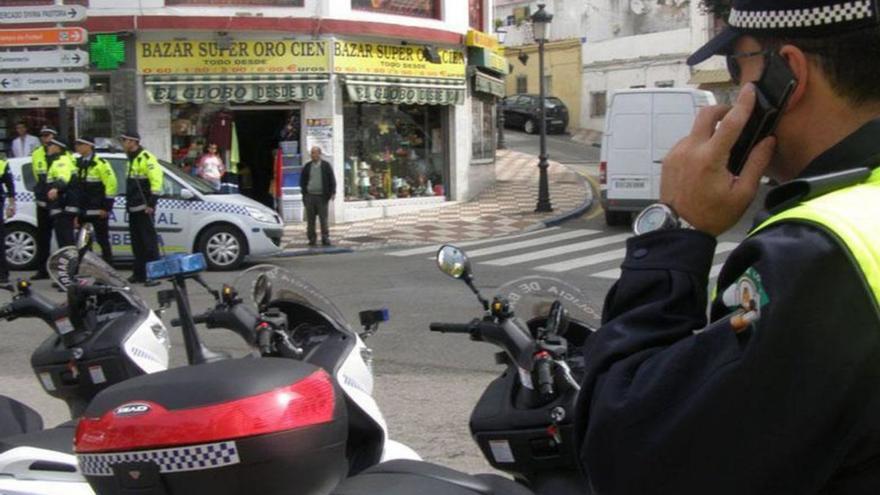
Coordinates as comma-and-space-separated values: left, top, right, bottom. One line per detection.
612, 179, 647, 190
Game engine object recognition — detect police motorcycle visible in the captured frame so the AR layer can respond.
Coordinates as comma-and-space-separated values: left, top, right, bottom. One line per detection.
330, 245, 598, 495
73, 260, 419, 495
0, 225, 171, 495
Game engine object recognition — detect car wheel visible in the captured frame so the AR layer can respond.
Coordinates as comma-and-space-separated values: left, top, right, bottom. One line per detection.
604, 209, 631, 227
197, 225, 246, 271
5, 223, 38, 271
523, 118, 537, 134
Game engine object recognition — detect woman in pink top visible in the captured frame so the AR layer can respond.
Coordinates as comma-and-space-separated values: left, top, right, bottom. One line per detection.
196, 143, 226, 191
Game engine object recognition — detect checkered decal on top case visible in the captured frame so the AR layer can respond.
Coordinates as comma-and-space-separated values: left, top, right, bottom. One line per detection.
78, 441, 241, 477
730, 0, 875, 29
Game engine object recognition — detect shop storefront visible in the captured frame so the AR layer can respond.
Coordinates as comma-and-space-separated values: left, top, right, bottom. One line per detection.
334, 40, 466, 206
134, 36, 470, 223
467, 30, 507, 163
136, 37, 330, 209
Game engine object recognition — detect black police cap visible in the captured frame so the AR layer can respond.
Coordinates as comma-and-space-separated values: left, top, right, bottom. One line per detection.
688, 0, 880, 65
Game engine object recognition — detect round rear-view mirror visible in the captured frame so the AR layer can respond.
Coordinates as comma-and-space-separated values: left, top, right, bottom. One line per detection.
436, 245, 471, 280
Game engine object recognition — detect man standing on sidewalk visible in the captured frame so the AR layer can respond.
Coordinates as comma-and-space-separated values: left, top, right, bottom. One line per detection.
11, 122, 39, 158
120, 131, 162, 286
300, 146, 336, 247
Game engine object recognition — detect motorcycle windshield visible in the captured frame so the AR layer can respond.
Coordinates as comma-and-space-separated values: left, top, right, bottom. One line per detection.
232, 265, 355, 337
48, 247, 148, 309
495, 275, 602, 329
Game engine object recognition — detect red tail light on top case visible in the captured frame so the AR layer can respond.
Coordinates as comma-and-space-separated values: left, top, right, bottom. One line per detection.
75, 370, 335, 453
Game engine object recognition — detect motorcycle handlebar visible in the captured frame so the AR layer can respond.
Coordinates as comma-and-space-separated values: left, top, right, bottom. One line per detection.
171, 313, 209, 327
429, 322, 474, 334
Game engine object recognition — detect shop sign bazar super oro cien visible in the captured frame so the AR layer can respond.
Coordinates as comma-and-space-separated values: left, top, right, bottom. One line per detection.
333, 41, 465, 79
136, 39, 330, 75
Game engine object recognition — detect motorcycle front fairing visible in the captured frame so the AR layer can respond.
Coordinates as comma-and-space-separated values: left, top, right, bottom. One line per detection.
32, 250, 171, 419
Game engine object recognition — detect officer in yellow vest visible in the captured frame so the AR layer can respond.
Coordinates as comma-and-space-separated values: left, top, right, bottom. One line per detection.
0, 156, 16, 284
29, 127, 57, 280
575, 0, 880, 492
44, 139, 77, 249
120, 131, 162, 286
72, 137, 117, 264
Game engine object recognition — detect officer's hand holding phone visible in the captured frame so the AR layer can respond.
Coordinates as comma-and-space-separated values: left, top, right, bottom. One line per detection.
660, 84, 776, 236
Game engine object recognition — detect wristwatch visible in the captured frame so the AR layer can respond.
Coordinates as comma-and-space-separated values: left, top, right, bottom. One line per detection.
632, 203, 688, 235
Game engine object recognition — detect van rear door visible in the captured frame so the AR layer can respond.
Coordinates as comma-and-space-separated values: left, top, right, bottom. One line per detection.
650, 92, 700, 199
606, 92, 652, 205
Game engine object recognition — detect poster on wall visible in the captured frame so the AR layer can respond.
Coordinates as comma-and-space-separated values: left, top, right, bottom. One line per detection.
305, 118, 334, 159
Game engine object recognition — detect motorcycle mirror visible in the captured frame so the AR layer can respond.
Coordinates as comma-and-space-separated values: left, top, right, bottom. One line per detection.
253, 274, 273, 309
436, 245, 471, 281
76, 223, 94, 252
437, 245, 490, 311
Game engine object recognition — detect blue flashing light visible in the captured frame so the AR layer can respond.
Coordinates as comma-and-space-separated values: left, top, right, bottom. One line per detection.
146, 253, 207, 281
379, 308, 390, 322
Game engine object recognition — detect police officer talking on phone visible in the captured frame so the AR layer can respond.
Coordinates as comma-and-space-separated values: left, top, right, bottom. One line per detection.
575, 0, 880, 493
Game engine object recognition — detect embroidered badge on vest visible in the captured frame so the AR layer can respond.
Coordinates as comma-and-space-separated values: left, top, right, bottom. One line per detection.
721, 267, 770, 333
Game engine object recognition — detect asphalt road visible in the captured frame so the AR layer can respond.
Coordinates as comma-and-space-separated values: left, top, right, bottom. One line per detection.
502, 129, 601, 165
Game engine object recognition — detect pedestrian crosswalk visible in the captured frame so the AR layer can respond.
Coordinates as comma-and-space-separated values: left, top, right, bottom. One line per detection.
387, 227, 740, 281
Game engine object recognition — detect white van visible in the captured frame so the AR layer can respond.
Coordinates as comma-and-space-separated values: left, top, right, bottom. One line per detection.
599, 88, 716, 226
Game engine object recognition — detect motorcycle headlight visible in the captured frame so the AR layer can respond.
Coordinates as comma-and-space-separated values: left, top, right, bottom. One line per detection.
151, 323, 170, 348
245, 206, 274, 223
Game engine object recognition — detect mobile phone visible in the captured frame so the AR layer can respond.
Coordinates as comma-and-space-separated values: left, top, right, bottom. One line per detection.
727, 51, 798, 175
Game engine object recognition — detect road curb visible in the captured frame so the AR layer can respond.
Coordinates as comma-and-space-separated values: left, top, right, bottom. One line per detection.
274, 246, 355, 258
524, 164, 596, 231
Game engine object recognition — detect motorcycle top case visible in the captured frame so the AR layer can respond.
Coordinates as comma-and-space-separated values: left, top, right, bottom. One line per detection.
74, 357, 348, 495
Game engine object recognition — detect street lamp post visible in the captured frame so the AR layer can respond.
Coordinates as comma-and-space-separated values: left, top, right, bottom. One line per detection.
495, 27, 508, 150
532, 4, 553, 212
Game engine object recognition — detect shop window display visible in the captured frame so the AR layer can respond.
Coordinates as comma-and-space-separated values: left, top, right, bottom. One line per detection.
343, 103, 446, 202
471, 96, 496, 161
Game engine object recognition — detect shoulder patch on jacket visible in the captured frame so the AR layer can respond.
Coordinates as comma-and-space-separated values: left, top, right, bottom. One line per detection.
721, 267, 770, 333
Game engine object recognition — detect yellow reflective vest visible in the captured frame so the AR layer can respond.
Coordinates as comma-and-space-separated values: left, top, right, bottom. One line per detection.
126, 149, 163, 211
751, 167, 880, 310
46, 153, 77, 215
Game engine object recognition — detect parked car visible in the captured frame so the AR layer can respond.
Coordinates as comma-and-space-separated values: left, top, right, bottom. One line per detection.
502, 94, 569, 134
599, 88, 717, 226
4, 153, 284, 271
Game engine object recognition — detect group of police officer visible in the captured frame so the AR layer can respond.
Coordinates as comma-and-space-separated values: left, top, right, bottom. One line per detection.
0, 127, 163, 286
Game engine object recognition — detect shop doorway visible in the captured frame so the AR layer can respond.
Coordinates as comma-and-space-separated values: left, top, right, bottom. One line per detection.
233, 108, 299, 207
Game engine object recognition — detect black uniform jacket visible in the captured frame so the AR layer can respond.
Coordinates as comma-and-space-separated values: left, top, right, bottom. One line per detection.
0, 161, 14, 201
576, 119, 880, 495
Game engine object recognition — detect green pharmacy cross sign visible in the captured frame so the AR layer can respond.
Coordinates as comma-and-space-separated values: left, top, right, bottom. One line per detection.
90, 34, 125, 70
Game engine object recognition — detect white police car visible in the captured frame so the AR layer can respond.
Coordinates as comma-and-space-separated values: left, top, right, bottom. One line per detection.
4, 153, 284, 271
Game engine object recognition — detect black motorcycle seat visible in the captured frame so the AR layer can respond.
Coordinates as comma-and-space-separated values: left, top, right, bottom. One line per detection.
332, 459, 533, 495
0, 395, 43, 438
0, 420, 77, 456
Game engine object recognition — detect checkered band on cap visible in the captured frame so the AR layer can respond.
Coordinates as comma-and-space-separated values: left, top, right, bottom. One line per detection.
78, 440, 241, 477
730, 0, 876, 30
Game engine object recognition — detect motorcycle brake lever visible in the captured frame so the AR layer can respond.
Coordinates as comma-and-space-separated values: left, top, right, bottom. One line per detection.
556, 360, 581, 392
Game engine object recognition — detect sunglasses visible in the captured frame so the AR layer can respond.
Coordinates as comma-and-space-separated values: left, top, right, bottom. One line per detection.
725, 49, 772, 85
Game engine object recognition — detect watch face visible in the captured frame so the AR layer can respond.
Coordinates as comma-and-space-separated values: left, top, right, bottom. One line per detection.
635, 205, 671, 235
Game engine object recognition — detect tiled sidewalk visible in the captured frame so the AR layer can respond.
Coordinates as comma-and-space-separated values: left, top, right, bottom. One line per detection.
280, 150, 592, 252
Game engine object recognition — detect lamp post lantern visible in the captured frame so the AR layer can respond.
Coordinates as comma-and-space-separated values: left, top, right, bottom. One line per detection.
496, 27, 508, 150
532, 4, 553, 212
